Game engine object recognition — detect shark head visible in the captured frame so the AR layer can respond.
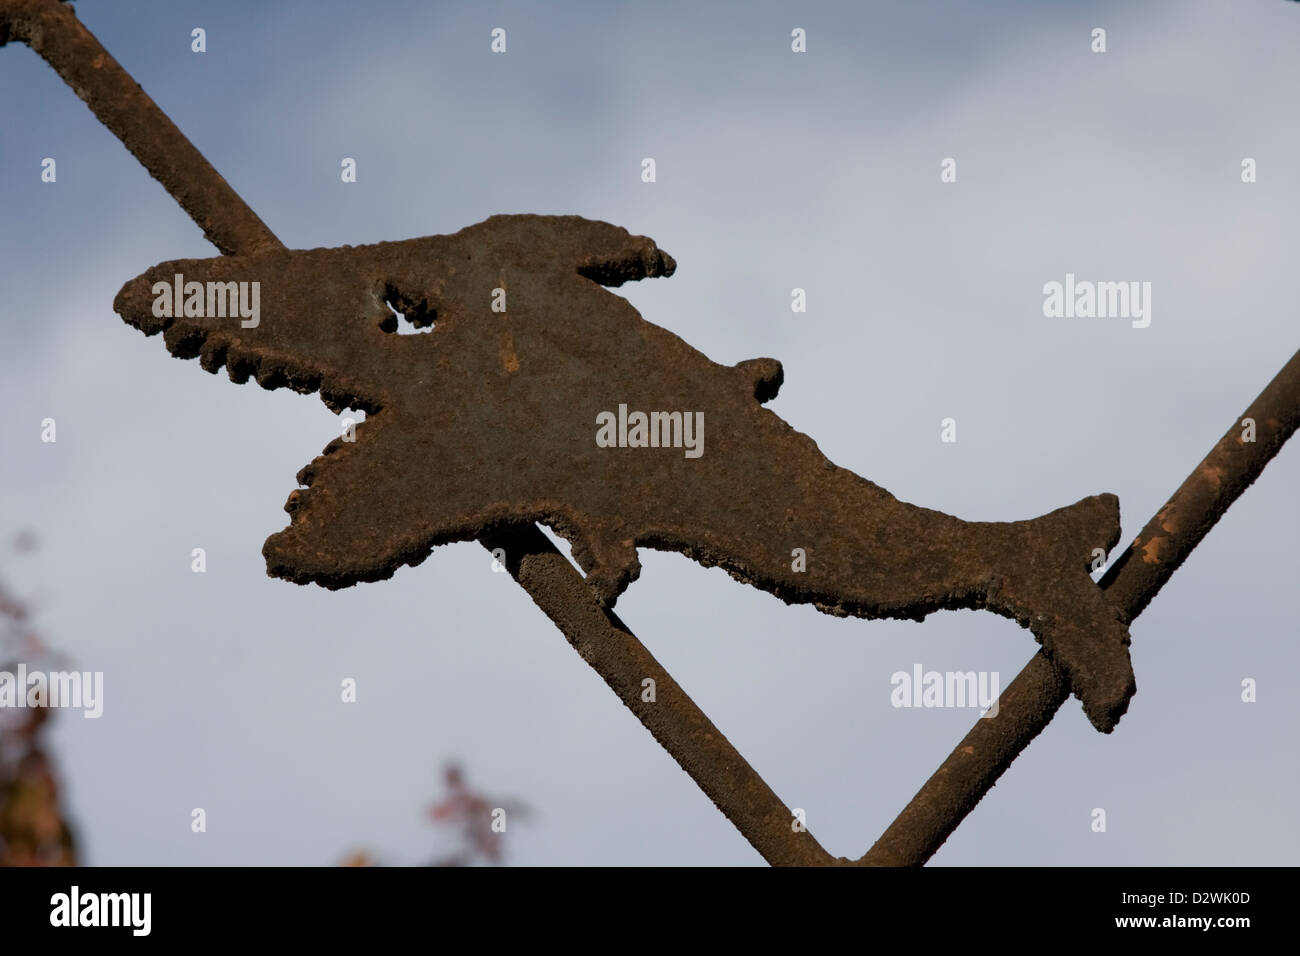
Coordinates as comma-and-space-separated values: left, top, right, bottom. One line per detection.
113, 214, 778, 595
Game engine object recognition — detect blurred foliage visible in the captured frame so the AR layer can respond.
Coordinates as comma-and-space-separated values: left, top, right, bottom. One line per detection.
339, 762, 531, 866
0, 531, 78, 866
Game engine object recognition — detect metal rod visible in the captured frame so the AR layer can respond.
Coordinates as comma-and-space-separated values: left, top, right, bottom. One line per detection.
0, 0, 280, 257
480, 525, 833, 865
862, 348, 1300, 865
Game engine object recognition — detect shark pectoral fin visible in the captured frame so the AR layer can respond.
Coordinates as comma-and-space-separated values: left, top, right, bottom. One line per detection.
263, 417, 432, 589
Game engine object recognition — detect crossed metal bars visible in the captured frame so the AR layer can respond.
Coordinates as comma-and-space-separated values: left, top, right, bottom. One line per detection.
3, 0, 1296, 865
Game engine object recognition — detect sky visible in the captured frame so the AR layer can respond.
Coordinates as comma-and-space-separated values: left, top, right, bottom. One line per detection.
0, 0, 1296, 866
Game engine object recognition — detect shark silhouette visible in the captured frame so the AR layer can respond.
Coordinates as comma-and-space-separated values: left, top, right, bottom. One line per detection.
113, 214, 1136, 732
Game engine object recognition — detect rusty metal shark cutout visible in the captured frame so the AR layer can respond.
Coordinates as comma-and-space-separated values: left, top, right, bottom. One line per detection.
113, 214, 1136, 732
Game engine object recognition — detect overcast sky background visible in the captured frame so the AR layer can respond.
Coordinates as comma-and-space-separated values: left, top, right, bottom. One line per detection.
1, 0, 1296, 865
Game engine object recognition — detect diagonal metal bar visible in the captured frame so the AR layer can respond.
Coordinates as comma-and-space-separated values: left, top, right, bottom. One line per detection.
480, 525, 832, 865
1, 0, 827, 866
0, 0, 279, 257
862, 348, 1300, 865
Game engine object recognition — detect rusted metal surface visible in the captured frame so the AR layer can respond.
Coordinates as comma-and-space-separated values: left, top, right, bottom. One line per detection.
112, 223, 1135, 733
863, 348, 1300, 865
6, 0, 1296, 867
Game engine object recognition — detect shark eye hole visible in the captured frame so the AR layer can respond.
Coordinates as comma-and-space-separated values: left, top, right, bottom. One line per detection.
378, 283, 437, 335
